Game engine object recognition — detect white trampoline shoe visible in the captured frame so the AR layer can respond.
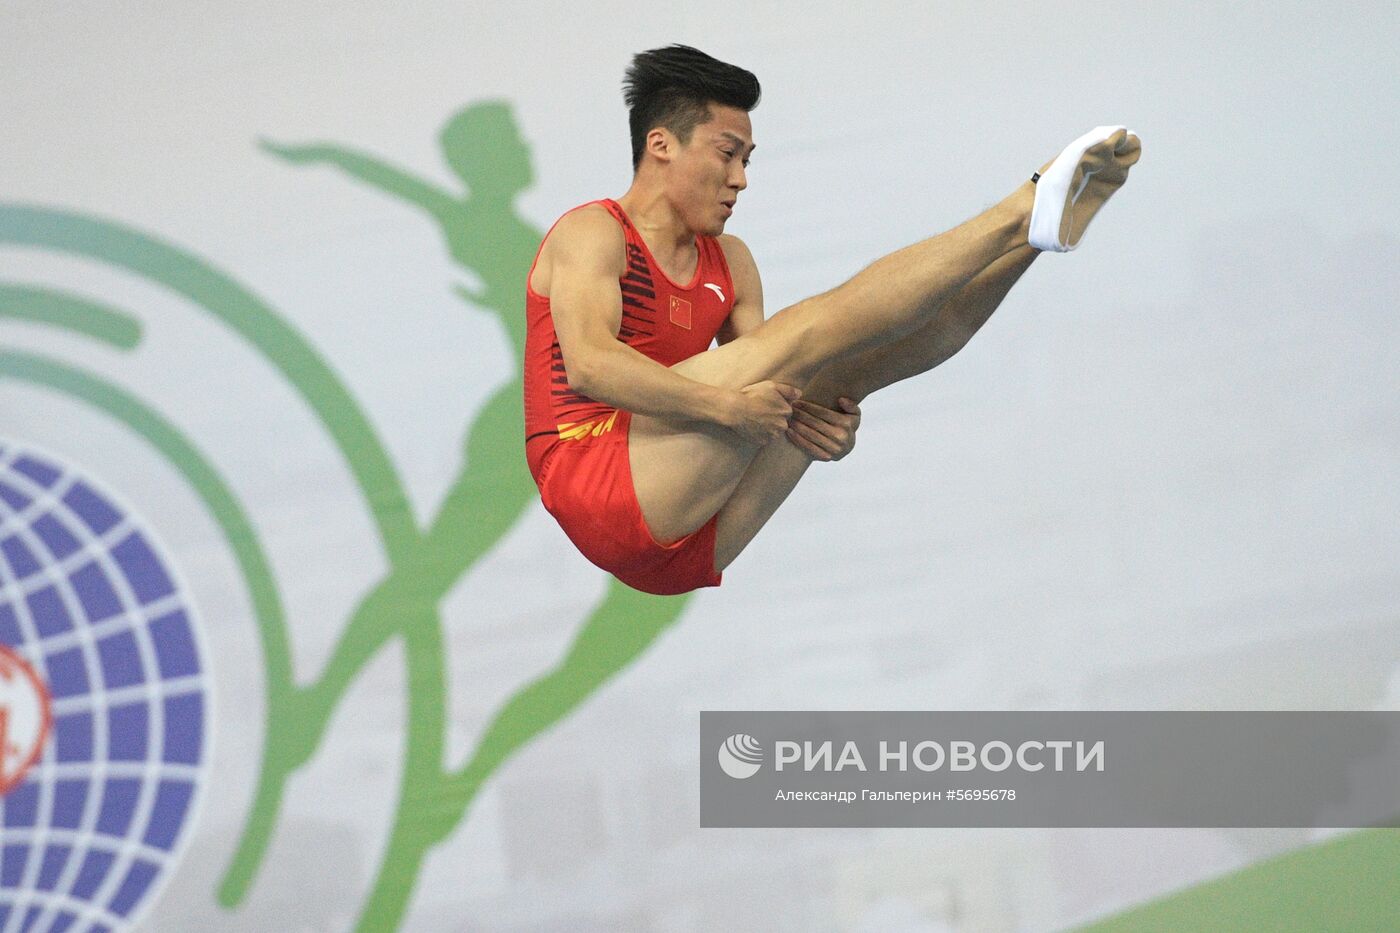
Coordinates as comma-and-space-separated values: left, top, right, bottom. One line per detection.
1028, 125, 1142, 252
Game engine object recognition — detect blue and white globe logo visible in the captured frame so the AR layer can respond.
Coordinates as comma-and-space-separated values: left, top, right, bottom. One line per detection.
718, 733, 763, 779
0, 441, 210, 933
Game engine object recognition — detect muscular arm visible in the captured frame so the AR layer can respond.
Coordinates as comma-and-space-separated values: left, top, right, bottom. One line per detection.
548, 208, 746, 431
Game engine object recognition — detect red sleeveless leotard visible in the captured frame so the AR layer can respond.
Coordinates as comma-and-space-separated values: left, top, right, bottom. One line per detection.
521, 199, 736, 594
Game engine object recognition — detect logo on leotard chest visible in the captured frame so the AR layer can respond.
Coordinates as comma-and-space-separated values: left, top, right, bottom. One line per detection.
669, 295, 692, 330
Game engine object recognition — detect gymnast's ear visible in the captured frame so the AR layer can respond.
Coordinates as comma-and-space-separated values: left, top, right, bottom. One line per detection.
643, 126, 680, 165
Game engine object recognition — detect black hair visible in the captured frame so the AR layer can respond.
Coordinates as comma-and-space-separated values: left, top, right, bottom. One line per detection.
623, 44, 761, 171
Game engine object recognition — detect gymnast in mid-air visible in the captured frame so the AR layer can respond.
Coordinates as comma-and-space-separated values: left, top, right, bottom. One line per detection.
523, 44, 1141, 595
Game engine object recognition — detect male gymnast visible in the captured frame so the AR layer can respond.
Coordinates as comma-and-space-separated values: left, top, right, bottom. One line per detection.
523, 45, 1141, 595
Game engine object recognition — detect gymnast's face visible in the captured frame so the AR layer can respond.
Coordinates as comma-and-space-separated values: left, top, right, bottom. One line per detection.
669, 104, 754, 237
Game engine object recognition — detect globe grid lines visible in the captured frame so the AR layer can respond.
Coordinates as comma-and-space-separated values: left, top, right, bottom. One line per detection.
0, 452, 184, 933
0, 443, 208, 933
3, 448, 131, 933
0, 469, 62, 933
2, 448, 132, 933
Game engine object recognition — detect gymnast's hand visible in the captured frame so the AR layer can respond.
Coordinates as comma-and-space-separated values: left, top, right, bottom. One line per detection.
786, 397, 862, 462
727, 381, 801, 447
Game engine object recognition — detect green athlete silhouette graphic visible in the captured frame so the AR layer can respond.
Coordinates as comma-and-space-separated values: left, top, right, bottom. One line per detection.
263, 102, 541, 589
238, 102, 702, 929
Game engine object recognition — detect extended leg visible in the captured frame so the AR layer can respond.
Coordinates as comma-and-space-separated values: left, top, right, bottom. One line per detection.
815, 240, 1041, 402
713, 241, 1040, 569
632, 185, 1031, 542
631, 129, 1140, 543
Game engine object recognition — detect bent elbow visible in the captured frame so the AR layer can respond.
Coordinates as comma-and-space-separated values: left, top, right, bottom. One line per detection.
563, 353, 597, 397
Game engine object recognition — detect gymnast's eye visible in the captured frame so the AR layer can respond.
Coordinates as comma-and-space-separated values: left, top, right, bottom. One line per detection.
721, 148, 750, 168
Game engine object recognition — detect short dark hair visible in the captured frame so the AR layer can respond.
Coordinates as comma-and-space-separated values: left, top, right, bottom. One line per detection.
623, 44, 761, 171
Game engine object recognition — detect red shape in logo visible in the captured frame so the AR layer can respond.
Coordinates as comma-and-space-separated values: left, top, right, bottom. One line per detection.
0, 644, 52, 796
669, 295, 693, 330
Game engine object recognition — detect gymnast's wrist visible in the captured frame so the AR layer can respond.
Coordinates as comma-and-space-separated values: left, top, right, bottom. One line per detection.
709, 385, 746, 430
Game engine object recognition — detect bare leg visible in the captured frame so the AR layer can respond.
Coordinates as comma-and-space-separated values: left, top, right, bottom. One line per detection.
631, 129, 1139, 544
714, 242, 1040, 569
632, 184, 1032, 542
815, 241, 1041, 402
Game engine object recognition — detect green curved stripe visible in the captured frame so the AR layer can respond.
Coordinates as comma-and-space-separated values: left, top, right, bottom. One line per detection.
0, 192, 702, 931
1076, 829, 1400, 931
0, 266, 318, 909
0, 349, 296, 736
0, 283, 142, 348
0, 203, 416, 561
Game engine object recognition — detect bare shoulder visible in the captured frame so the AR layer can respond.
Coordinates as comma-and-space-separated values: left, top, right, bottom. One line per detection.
716, 232, 759, 275
716, 233, 762, 305
531, 203, 625, 297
